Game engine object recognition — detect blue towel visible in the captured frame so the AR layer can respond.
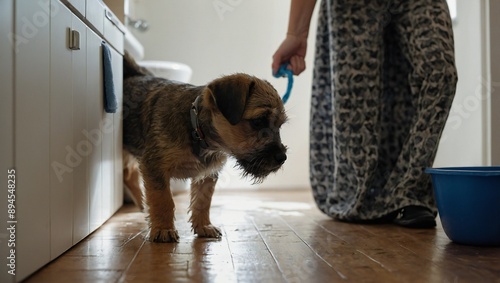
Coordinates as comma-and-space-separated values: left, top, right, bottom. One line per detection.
102, 41, 117, 113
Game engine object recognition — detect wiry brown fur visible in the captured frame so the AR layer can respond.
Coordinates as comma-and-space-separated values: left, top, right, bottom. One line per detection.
122, 53, 287, 242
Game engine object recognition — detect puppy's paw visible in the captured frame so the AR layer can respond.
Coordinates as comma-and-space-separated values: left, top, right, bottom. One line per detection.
148, 228, 179, 243
194, 224, 222, 238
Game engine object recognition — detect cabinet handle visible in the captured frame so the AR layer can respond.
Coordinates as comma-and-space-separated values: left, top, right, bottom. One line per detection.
68, 29, 80, 50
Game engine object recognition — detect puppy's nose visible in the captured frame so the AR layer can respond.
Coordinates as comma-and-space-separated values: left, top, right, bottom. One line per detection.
275, 152, 287, 164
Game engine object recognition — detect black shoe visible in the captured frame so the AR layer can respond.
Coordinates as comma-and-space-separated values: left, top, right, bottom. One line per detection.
392, 206, 436, 228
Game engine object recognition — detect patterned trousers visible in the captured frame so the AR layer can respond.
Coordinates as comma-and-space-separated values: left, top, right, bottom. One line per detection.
309, 0, 458, 220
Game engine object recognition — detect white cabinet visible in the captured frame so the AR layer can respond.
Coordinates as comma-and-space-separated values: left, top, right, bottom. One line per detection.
72, 16, 90, 244
49, 0, 75, 258
112, 47, 124, 212
87, 27, 106, 233
0, 1, 15, 283
15, 0, 51, 281
67, 0, 86, 16
13, 0, 124, 281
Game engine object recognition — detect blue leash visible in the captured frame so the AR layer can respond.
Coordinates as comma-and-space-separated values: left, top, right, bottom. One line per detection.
273, 63, 293, 104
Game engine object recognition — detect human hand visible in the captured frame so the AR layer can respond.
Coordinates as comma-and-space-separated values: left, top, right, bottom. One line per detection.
272, 34, 308, 76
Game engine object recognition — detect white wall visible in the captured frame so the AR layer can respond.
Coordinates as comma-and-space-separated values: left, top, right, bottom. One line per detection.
487, 0, 500, 165
128, 0, 495, 190
129, 0, 318, 190
434, 0, 489, 167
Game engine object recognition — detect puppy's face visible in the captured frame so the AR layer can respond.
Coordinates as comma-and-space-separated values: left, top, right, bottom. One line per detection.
204, 74, 288, 182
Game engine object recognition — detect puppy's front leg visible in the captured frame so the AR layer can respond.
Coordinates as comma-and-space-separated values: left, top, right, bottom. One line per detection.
189, 175, 222, 238
142, 166, 179, 242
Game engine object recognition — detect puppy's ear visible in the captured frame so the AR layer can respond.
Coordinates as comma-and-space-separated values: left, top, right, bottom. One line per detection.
207, 75, 255, 125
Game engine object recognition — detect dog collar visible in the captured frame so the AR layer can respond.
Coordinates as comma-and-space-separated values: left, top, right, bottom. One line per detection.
190, 95, 209, 155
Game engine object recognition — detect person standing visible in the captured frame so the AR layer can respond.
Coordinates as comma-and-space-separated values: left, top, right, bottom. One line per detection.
272, 0, 457, 228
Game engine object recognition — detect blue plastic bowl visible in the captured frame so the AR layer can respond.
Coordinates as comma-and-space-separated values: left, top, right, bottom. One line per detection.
426, 166, 500, 246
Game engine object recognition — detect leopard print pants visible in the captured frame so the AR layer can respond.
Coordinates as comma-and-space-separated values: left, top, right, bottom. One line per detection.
310, 0, 458, 221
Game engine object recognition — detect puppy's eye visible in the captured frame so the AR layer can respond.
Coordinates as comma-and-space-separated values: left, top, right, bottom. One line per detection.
249, 117, 269, 130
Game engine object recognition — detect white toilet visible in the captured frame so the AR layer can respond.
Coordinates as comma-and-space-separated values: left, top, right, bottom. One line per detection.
124, 29, 191, 195
138, 60, 192, 83
124, 29, 193, 83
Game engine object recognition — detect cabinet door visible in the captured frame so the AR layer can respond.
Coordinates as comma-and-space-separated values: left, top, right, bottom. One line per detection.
15, 0, 51, 280
49, 0, 74, 259
0, 0, 14, 280
86, 0, 105, 35
72, 13, 89, 245
102, 76, 115, 222
66, 0, 85, 16
110, 46, 124, 212
87, 26, 123, 232
87, 28, 104, 232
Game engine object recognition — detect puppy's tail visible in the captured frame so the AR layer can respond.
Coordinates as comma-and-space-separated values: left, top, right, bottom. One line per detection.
123, 51, 153, 79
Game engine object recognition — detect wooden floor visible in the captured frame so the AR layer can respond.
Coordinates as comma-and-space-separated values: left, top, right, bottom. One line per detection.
25, 190, 500, 283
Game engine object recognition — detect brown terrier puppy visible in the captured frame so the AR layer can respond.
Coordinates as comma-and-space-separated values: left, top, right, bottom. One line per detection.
122, 54, 288, 242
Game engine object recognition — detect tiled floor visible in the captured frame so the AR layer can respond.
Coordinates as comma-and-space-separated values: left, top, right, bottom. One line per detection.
25, 189, 500, 282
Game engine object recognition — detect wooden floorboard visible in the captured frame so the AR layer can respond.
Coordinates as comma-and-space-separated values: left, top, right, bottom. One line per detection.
24, 189, 500, 283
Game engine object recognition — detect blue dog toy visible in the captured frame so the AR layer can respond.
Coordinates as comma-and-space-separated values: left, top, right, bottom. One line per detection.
273, 63, 293, 104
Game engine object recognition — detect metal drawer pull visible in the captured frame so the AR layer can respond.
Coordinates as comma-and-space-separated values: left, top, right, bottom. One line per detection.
68, 28, 80, 50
